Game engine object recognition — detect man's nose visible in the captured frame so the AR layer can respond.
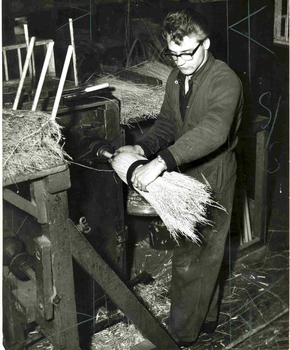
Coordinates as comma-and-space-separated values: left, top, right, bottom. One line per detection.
176, 56, 185, 65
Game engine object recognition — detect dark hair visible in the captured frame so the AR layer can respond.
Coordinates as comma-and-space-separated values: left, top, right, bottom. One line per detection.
163, 8, 210, 45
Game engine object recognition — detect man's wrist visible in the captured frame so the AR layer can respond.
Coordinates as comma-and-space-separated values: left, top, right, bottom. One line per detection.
133, 145, 145, 156
156, 155, 167, 171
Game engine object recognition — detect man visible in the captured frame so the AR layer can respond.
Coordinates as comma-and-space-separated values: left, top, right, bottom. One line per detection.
115, 8, 243, 347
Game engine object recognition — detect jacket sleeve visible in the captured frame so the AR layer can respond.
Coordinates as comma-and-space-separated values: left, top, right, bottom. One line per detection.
167, 70, 243, 166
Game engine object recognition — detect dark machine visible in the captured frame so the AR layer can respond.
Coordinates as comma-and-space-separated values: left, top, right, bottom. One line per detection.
3, 91, 180, 350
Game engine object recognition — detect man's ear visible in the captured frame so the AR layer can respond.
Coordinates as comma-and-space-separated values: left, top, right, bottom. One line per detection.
203, 38, 210, 50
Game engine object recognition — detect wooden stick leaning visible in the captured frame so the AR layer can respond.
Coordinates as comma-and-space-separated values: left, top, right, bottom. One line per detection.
23, 24, 36, 78
69, 18, 79, 86
12, 36, 36, 110
31, 41, 55, 111
50, 45, 73, 121
104, 151, 225, 243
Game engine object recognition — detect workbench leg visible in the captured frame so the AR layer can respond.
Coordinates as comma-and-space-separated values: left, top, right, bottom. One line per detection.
32, 179, 80, 349
3, 281, 27, 350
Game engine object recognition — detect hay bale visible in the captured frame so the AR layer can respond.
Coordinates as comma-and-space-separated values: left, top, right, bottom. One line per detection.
2, 109, 70, 184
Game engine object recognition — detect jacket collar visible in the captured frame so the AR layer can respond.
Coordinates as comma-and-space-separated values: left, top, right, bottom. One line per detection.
177, 52, 215, 86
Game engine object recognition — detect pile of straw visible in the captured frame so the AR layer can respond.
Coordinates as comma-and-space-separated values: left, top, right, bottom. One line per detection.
95, 74, 165, 124
92, 60, 172, 124
129, 60, 173, 84
2, 109, 70, 184
110, 152, 221, 243
91, 320, 144, 350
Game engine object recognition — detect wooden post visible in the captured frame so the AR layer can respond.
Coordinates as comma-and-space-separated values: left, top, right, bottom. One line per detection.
30, 170, 79, 349
3, 50, 9, 81
17, 48, 23, 76
253, 129, 268, 242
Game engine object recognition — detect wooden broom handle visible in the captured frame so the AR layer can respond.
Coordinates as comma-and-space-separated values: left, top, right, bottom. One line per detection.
69, 18, 78, 86
31, 41, 55, 111
50, 45, 73, 121
12, 36, 36, 110
101, 151, 113, 159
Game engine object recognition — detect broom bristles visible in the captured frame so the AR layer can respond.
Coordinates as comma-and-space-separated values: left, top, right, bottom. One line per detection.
111, 153, 224, 243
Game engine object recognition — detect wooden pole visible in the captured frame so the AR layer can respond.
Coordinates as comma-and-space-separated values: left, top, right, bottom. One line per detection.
244, 190, 252, 241
31, 41, 55, 111
17, 48, 23, 76
12, 37, 36, 110
3, 50, 9, 81
23, 24, 36, 78
69, 18, 78, 86
50, 45, 73, 121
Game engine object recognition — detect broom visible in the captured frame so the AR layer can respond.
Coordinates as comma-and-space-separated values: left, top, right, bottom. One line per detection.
103, 151, 224, 243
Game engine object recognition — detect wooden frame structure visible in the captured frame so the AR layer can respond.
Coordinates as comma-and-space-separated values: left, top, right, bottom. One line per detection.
2, 39, 56, 84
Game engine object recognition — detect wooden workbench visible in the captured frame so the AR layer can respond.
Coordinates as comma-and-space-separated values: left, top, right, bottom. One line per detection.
3, 162, 180, 349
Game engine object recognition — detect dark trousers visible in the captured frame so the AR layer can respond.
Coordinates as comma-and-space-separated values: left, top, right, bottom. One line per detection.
168, 156, 236, 343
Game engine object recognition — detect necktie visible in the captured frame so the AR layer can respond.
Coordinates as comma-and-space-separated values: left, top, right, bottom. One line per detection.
185, 75, 191, 94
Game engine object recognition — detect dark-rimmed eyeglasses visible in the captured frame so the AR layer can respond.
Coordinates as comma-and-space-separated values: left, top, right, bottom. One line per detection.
164, 42, 203, 62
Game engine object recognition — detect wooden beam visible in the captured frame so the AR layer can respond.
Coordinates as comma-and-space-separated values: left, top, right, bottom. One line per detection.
70, 220, 180, 350
3, 188, 37, 218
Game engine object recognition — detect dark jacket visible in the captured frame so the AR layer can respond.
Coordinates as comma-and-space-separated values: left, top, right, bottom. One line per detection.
137, 52, 243, 194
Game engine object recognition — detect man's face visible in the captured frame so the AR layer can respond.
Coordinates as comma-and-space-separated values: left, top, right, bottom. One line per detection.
166, 34, 206, 75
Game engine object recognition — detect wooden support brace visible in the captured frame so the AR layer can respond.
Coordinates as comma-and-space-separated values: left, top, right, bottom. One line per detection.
3, 188, 37, 218
70, 220, 180, 350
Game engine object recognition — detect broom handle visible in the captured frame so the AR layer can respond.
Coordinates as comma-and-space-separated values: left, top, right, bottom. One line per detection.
101, 151, 113, 159
12, 36, 36, 110
31, 41, 55, 111
51, 45, 73, 121
69, 18, 79, 86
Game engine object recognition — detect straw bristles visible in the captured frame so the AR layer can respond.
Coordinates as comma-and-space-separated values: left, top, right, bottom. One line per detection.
95, 75, 165, 124
141, 172, 214, 243
2, 109, 71, 183
110, 152, 223, 243
129, 60, 173, 84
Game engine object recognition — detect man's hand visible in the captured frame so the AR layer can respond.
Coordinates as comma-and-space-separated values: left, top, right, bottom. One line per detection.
114, 145, 145, 156
131, 158, 166, 192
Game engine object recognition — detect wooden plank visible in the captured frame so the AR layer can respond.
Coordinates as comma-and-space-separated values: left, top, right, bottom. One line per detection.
34, 190, 79, 348
70, 221, 180, 350
34, 235, 54, 320
3, 163, 67, 187
3, 39, 54, 52
3, 188, 37, 218
253, 130, 268, 242
30, 179, 48, 224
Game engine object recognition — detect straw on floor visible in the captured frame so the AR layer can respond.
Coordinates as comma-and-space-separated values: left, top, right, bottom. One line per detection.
110, 152, 223, 243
